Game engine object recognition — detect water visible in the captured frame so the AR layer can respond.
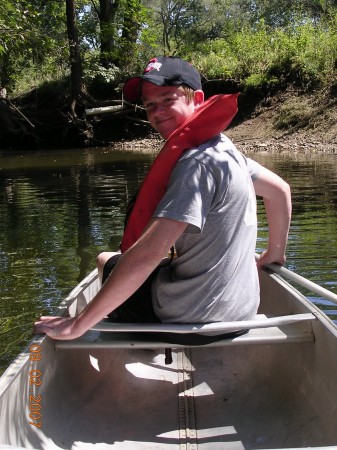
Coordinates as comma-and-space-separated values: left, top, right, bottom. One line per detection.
254, 151, 337, 316
0, 146, 336, 374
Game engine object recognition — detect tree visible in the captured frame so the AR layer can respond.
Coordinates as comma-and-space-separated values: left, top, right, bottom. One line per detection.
0, 1, 67, 90
86, 0, 144, 68
66, 0, 85, 116
118, 0, 144, 66
222, 0, 337, 29
0, 2, 39, 86
142, 0, 236, 54
96, 0, 120, 67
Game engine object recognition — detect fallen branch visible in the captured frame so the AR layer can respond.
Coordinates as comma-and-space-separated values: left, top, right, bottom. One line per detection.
8, 100, 35, 128
85, 105, 127, 116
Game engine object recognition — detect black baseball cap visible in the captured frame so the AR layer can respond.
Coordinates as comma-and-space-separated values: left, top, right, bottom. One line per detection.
123, 56, 202, 102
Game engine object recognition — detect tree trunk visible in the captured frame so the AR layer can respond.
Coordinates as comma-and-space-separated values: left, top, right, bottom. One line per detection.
99, 0, 120, 68
121, 0, 141, 43
119, 0, 142, 63
65, 0, 84, 117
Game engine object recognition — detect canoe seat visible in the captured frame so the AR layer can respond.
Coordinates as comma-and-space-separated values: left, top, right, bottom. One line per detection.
55, 313, 316, 350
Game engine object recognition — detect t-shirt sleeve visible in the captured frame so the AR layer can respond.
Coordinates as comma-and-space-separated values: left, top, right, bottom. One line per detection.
153, 155, 216, 233
246, 157, 261, 180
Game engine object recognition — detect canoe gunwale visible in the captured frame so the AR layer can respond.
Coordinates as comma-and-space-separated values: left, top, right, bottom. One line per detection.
262, 268, 337, 338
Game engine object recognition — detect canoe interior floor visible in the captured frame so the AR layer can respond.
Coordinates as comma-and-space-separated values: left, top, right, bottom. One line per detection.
3, 339, 335, 450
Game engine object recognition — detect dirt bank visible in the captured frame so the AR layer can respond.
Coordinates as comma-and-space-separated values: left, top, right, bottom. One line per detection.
110, 88, 337, 154
2, 83, 336, 153
227, 89, 337, 154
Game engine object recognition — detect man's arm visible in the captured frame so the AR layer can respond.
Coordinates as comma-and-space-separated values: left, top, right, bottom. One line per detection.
252, 166, 292, 270
34, 218, 187, 340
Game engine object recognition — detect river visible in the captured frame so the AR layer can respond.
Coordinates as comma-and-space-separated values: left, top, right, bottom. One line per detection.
0, 145, 336, 374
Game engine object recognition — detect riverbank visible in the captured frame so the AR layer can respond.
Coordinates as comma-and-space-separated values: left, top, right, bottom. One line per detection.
2, 81, 336, 153
114, 125, 337, 155
227, 88, 337, 154
111, 88, 337, 154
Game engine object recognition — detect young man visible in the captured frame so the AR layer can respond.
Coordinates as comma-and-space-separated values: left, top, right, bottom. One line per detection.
34, 56, 291, 340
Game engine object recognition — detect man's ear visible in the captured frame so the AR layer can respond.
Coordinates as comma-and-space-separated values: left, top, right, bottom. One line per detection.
194, 90, 204, 106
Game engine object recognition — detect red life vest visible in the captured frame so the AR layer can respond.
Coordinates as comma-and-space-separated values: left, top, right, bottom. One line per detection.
120, 93, 239, 253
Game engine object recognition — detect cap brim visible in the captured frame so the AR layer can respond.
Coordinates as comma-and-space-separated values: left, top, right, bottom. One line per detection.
123, 74, 184, 102
123, 77, 142, 102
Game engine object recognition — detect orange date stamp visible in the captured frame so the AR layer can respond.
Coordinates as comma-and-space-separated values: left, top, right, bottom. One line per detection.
28, 343, 42, 428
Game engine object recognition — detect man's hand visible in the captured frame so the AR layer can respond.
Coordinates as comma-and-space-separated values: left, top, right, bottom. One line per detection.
256, 249, 286, 271
34, 316, 83, 340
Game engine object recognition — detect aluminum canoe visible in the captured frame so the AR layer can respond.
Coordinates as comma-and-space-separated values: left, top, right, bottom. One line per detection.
1, 263, 337, 449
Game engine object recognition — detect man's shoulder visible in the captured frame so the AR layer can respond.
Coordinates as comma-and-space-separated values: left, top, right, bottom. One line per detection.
179, 133, 238, 163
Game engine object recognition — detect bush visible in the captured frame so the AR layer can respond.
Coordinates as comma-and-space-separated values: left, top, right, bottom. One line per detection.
184, 16, 337, 93
244, 73, 280, 95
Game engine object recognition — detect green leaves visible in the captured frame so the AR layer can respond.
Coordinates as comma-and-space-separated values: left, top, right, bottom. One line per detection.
0, 0, 336, 95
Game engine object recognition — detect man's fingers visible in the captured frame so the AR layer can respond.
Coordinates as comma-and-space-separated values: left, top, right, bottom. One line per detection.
33, 316, 79, 340
33, 323, 51, 336
33, 316, 62, 336
37, 316, 62, 323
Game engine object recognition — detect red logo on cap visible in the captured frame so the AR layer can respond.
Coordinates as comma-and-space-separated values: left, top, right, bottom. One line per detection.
144, 58, 162, 73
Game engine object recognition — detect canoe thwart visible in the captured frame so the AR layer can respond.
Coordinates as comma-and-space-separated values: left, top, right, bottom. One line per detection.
89, 313, 316, 334
55, 313, 316, 350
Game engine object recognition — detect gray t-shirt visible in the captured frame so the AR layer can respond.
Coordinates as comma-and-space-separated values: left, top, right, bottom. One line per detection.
152, 133, 260, 323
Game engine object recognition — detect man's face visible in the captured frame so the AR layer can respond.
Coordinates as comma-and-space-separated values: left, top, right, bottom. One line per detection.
141, 82, 202, 139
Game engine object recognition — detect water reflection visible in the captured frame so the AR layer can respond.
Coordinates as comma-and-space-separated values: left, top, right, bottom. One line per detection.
253, 152, 337, 317
0, 147, 156, 371
0, 147, 336, 373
